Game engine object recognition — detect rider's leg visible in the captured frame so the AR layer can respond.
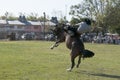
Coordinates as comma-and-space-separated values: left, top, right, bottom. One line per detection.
64, 26, 77, 37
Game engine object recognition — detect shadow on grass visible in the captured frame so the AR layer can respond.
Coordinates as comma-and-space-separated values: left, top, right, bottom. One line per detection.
76, 70, 120, 79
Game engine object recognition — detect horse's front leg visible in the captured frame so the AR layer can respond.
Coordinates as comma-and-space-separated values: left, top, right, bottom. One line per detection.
67, 55, 75, 72
76, 55, 82, 68
67, 49, 77, 71
50, 41, 59, 49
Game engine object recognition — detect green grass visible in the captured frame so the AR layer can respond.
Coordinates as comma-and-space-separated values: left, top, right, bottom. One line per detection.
0, 41, 120, 80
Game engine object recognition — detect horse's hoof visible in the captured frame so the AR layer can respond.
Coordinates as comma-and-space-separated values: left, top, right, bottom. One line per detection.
50, 47, 53, 49
66, 68, 72, 72
76, 65, 79, 68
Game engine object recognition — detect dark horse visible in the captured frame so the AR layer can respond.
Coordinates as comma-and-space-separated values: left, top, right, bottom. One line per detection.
50, 24, 94, 71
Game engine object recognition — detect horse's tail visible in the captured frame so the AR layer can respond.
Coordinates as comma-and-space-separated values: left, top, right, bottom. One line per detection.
82, 49, 95, 58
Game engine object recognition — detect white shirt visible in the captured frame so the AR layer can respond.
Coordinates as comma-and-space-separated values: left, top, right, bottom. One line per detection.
77, 22, 91, 34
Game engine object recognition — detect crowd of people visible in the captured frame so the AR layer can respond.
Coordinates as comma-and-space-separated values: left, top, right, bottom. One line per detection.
80, 32, 120, 45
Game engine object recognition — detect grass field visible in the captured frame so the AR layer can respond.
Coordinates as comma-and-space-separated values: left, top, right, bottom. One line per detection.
0, 41, 120, 80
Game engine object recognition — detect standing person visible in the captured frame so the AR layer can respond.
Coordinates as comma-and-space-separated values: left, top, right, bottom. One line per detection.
64, 18, 92, 37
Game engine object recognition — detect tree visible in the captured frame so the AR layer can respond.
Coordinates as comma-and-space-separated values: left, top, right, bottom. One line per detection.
70, 17, 81, 25
0, 12, 18, 20
0, 16, 6, 20
69, 0, 120, 34
37, 16, 49, 22
27, 13, 38, 21
59, 16, 68, 24
69, 0, 108, 27
103, 0, 120, 34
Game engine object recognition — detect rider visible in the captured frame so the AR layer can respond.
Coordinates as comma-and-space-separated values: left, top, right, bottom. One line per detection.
64, 18, 92, 37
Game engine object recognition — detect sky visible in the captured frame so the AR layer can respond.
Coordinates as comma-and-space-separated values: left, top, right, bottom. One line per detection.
0, 0, 82, 20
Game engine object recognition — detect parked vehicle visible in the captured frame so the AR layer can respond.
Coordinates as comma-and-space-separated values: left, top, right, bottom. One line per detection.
21, 33, 35, 40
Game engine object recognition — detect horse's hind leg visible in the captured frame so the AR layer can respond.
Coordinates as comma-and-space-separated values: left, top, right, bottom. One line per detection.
67, 50, 78, 71
67, 42, 78, 71
67, 56, 75, 72
76, 55, 82, 68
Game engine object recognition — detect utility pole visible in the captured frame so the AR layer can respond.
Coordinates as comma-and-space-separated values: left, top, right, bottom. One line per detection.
65, 5, 67, 22
43, 12, 46, 40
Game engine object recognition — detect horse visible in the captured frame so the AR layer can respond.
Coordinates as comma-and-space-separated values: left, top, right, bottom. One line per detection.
50, 24, 94, 71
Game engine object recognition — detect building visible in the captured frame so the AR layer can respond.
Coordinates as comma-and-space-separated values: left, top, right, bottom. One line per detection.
0, 19, 56, 40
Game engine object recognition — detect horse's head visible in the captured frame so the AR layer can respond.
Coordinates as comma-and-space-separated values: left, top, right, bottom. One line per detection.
51, 23, 66, 42
50, 24, 66, 49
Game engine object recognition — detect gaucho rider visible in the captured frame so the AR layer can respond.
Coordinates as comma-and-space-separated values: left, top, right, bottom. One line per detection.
64, 18, 92, 37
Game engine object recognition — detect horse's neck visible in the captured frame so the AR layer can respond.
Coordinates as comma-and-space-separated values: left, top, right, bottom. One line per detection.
57, 32, 66, 42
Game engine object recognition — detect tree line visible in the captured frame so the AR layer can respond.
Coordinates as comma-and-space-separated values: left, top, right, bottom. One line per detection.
0, 12, 67, 24
0, 12, 49, 22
